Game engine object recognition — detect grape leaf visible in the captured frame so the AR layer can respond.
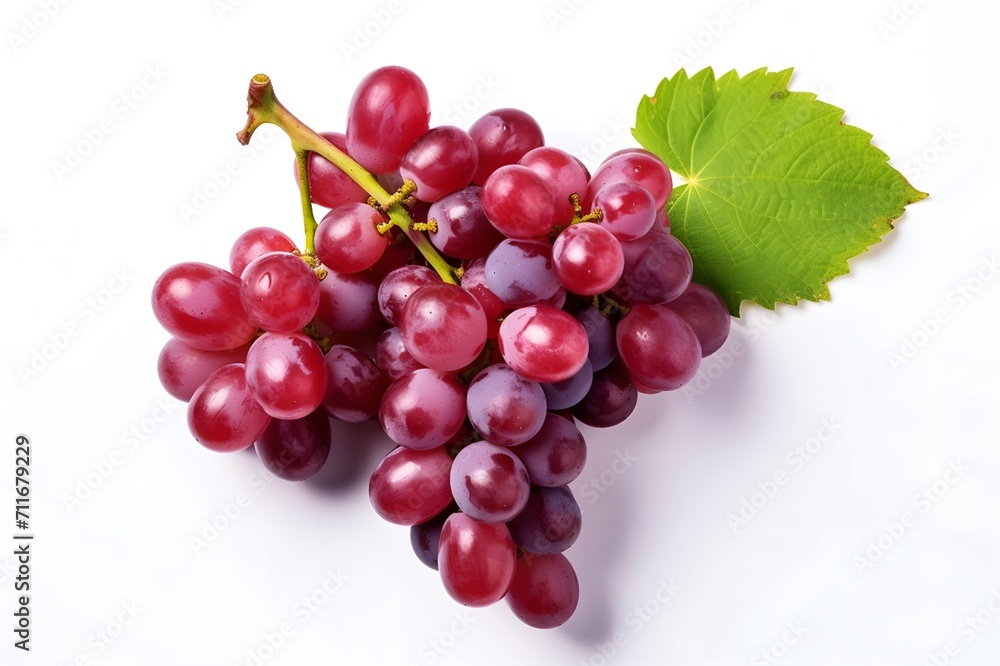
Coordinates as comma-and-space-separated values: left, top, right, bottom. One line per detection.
632, 67, 927, 316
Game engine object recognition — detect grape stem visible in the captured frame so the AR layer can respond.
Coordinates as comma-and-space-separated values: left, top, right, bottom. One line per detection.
237, 73, 459, 284
569, 193, 603, 224
293, 149, 319, 255
593, 291, 631, 319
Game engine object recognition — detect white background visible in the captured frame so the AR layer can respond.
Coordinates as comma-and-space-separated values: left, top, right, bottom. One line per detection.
2, 0, 998, 664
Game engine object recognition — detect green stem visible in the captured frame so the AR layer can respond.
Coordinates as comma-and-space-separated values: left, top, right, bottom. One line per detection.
237, 73, 458, 284
294, 149, 319, 254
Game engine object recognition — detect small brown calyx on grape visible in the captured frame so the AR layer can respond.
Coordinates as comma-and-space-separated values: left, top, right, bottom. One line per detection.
293, 250, 328, 280
592, 291, 631, 319
381, 179, 419, 213
569, 193, 603, 225
301, 322, 333, 354
412, 219, 438, 233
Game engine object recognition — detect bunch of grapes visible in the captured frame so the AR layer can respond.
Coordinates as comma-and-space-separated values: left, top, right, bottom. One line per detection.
151, 66, 731, 629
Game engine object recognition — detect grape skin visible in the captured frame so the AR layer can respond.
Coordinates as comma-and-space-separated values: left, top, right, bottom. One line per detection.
254, 409, 331, 481
438, 513, 516, 607
551, 222, 624, 296
450, 441, 531, 524
239, 252, 319, 333
519, 146, 589, 226
572, 358, 638, 428
541, 358, 593, 411
369, 445, 454, 526
485, 238, 561, 308
586, 150, 673, 211
346, 66, 430, 175
379, 369, 467, 450
187, 363, 270, 453
498, 305, 589, 384
151, 262, 258, 352
466, 363, 547, 447
322, 345, 389, 423
505, 553, 579, 629
616, 304, 701, 391
575, 304, 617, 372
229, 227, 297, 278
664, 282, 732, 357
506, 485, 582, 555
377, 265, 439, 326
427, 186, 504, 260
157, 338, 249, 402
245, 332, 327, 420
315, 269, 382, 335
375, 327, 425, 381
398, 283, 487, 372
400, 125, 478, 203
616, 227, 693, 305
300, 131, 372, 210
469, 108, 544, 185
592, 180, 657, 241
460, 257, 507, 338
315, 203, 389, 274
410, 506, 455, 571
510, 413, 587, 487
481, 165, 558, 239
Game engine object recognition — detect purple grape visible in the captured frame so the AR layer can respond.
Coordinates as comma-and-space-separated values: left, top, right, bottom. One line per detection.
375, 327, 424, 380
616, 227, 693, 304
485, 238, 560, 308
466, 364, 546, 447
519, 146, 590, 226
506, 485, 581, 555
663, 282, 732, 357
400, 125, 478, 202
315, 269, 382, 335
576, 304, 618, 371
245, 332, 327, 420
617, 304, 701, 391
157, 338, 249, 402
469, 108, 544, 185
188, 364, 270, 453
254, 409, 331, 481
322, 345, 389, 422
346, 66, 430, 175
240, 251, 319, 333
379, 369, 467, 450
377, 265, 440, 326
450, 441, 531, 524
427, 186, 505, 259
541, 358, 593, 410
409, 506, 455, 571
398, 283, 487, 372
571, 358, 637, 427
506, 553, 579, 629
510, 413, 587, 487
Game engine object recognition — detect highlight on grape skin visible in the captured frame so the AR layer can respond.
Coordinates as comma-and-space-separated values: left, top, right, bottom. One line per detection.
151, 64, 734, 630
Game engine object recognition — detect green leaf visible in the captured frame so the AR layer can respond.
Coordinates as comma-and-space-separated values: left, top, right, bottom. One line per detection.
632, 67, 927, 316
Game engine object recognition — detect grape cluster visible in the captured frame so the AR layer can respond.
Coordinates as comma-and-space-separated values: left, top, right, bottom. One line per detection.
151, 66, 732, 629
